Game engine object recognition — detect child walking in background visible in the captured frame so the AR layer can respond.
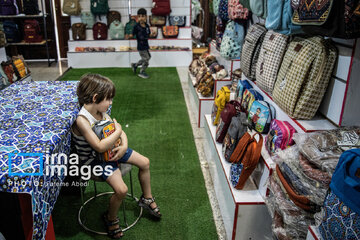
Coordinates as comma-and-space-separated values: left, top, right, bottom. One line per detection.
131, 8, 151, 79
72, 73, 161, 239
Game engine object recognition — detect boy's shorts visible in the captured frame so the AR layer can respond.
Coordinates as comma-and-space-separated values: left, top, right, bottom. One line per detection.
90, 148, 133, 180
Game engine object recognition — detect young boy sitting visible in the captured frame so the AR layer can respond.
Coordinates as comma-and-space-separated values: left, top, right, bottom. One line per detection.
131, 8, 151, 79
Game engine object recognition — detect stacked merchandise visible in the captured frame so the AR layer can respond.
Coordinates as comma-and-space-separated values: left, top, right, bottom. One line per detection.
188, 52, 229, 97
0, 55, 30, 89
265, 128, 360, 239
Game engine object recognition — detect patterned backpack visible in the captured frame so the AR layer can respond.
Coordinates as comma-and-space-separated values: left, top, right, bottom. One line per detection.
109, 20, 125, 40
241, 88, 263, 114
247, 100, 276, 134
81, 12, 96, 29
220, 21, 245, 60
218, 0, 229, 21
228, 0, 249, 20
255, 31, 289, 94
213, 0, 221, 15
240, 23, 267, 80
272, 36, 337, 119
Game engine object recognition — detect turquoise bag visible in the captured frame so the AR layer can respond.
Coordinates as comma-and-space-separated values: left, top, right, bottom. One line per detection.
265, 0, 301, 35
213, 0, 220, 16
81, 12, 95, 29
220, 21, 245, 60
109, 20, 124, 40
249, 0, 267, 19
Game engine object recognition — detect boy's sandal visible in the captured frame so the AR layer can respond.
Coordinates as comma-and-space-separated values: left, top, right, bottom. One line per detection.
138, 194, 162, 218
103, 212, 123, 239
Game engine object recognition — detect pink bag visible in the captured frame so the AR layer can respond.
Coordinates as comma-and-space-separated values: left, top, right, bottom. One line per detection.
228, 0, 249, 20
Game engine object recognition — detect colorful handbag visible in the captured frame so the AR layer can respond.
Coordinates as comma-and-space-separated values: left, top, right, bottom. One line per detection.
292, 0, 332, 26
265, 119, 296, 155
72, 23, 86, 40
149, 26, 158, 38
228, 0, 249, 20
161, 26, 179, 38
240, 23, 267, 80
248, 100, 276, 134
81, 12, 96, 29
220, 21, 245, 60
149, 15, 166, 27
168, 16, 186, 27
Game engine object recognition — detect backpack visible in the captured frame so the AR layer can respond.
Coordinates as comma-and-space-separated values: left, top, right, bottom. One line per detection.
319, 149, 360, 239
81, 12, 96, 29
63, 0, 81, 16
228, 0, 249, 20
216, 100, 241, 143
265, 0, 302, 35
229, 132, 263, 189
265, 119, 296, 155
241, 88, 263, 114
247, 100, 276, 134
218, 0, 229, 21
22, 0, 39, 15
151, 0, 171, 16
235, 79, 252, 102
213, 0, 220, 15
109, 20, 124, 40
255, 31, 289, 94
0, 0, 19, 15
92, 22, 107, 40
249, 0, 267, 18
3, 20, 20, 43
24, 19, 43, 43
240, 23, 267, 80
211, 86, 231, 125
91, 0, 109, 18
168, 16, 186, 27
215, 16, 225, 51
220, 21, 245, 60
272, 36, 337, 119
0, 30, 6, 47
222, 112, 249, 162
107, 10, 121, 26
125, 19, 137, 39
71, 23, 86, 40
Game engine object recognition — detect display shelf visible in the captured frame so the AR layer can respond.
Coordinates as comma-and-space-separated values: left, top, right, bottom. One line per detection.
6, 40, 50, 46
306, 226, 321, 240
209, 40, 241, 75
203, 114, 272, 240
0, 13, 48, 18
244, 76, 338, 133
187, 72, 214, 127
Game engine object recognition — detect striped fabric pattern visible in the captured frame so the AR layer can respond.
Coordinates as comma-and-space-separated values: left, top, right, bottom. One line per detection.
272, 36, 337, 119
256, 31, 289, 94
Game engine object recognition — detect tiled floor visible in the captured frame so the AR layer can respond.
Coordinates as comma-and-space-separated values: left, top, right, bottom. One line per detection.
26, 62, 227, 240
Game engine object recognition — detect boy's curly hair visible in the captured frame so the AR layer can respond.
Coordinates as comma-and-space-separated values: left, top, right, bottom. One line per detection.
77, 73, 116, 107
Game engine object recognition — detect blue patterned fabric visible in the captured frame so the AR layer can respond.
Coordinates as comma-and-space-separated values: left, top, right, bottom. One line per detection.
319, 189, 360, 239
218, 0, 229, 21
0, 79, 80, 240
230, 162, 243, 187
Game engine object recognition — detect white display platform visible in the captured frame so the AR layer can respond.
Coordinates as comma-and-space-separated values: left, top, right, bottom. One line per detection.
306, 226, 321, 240
204, 115, 273, 240
188, 72, 214, 127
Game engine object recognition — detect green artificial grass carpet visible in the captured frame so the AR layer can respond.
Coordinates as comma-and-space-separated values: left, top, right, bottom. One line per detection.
52, 68, 218, 240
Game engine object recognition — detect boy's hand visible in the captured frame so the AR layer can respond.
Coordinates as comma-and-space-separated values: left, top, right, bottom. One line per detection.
113, 118, 122, 134
110, 146, 125, 161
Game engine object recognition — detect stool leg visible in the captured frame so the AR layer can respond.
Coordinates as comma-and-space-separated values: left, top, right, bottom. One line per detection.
129, 170, 134, 197
122, 200, 128, 227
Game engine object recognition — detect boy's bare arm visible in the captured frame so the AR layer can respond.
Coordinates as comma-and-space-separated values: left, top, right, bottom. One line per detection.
110, 131, 128, 161
76, 116, 122, 153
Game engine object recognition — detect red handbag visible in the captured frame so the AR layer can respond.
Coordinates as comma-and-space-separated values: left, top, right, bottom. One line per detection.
151, 0, 171, 16
92, 22, 107, 40
161, 26, 178, 38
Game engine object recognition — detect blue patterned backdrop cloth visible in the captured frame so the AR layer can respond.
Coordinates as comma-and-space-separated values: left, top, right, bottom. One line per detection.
0, 79, 80, 240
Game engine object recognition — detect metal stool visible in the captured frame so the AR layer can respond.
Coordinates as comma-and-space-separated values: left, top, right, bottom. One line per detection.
78, 163, 143, 234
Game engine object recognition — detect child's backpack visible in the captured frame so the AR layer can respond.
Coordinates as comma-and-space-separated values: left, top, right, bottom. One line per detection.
71, 23, 86, 40
319, 149, 360, 239
229, 132, 263, 189
23, 0, 39, 15
228, 0, 249, 20
216, 100, 241, 143
91, 0, 109, 17
0, 0, 19, 15
62, 0, 81, 16
0, 30, 6, 47
24, 19, 42, 43
109, 20, 124, 40
81, 12, 96, 29
247, 100, 276, 134
235, 79, 252, 102
265, 119, 296, 155
220, 21, 245, 60
241, 88, 263, 114
211, 86, 231, 125
3, 20, 20, 43
12, 55, 28, 79
240, 23, 267, 80
222, 112, 248, 162
107, 10, 121, 26
125, 18, 137, 39
92, 22, 107, 40
218, 0, 229, 21
151, 0, 171, 16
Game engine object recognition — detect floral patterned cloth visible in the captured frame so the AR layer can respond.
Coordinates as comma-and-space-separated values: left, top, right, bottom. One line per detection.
0, 79, 80, 240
